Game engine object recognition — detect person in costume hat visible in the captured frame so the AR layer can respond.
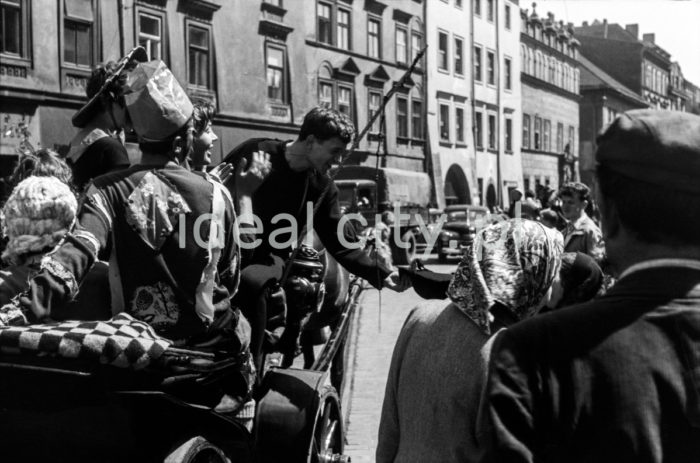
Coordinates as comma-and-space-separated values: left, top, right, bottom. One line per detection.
222, 106, 409, 375
4, 60, 255, 422
481, 110, 700, 462
66, 47, 148, 192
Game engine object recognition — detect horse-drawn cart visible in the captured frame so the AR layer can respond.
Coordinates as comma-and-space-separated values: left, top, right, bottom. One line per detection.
0, 247, 364, 463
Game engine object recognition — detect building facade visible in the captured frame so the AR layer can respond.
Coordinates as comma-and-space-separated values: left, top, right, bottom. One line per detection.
577, 55, 649, 189
519, 6, 580, 197
425, 0, 475, 208
669, 61, 691, 112
472, 0, 523, 211
1, 0, 428, 182
575, 20, 672, 110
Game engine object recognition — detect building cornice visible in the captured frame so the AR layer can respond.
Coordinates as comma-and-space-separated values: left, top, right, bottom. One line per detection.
521, 73, 581, 102
1, 86, 84, 108
305, 39, 424, 75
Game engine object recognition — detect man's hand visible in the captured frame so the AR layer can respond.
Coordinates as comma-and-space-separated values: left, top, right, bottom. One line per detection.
235, 151, 271, 197
383, 270, 412, 292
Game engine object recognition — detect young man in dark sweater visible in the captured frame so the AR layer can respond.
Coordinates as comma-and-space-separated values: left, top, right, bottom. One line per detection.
224, 106, 408, 371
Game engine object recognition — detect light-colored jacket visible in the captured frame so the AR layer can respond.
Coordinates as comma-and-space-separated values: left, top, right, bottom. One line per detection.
377, 301, 496, 463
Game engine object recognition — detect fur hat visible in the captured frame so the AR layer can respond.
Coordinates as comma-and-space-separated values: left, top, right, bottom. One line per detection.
2, 176, 78, 265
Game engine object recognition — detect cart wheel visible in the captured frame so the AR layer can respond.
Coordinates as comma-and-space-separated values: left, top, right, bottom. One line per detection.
310, 387, 350, 463
164, 436, 230, 463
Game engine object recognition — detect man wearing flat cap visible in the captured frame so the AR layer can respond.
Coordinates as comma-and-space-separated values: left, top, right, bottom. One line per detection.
480, 110, 700, 462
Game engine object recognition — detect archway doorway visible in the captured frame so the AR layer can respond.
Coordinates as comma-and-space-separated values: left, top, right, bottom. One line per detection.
486, 183, 497, 212
444, 164, 470, 205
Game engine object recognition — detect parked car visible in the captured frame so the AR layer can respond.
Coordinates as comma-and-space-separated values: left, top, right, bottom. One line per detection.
334, 166, 432, 265
436, 205, 490, 262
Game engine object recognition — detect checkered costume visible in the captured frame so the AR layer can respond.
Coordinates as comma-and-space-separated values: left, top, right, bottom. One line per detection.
0, 312, 171, 370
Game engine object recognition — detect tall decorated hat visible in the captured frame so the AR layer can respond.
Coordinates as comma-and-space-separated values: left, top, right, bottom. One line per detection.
122, 60, 194, 142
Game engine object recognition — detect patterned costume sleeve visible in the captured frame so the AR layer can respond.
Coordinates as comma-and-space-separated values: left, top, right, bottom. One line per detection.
218, 185, 240, 298
21, 185, 114, 322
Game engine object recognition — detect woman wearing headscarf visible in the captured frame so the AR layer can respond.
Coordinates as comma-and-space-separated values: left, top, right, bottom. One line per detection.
376, 219, 563, 463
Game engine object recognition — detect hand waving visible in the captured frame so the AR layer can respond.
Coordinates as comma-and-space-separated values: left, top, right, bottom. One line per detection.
235, 150, 272, 197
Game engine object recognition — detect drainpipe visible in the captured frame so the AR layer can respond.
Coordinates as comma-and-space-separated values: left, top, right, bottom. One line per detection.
117, 0, 125, 56
470, 0, 477, 204
422, 0, 436, 205
495, 0, 503, 207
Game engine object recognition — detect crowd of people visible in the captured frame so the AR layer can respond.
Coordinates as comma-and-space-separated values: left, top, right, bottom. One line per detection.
1, 46, 700, 462
379, 108, 700, 462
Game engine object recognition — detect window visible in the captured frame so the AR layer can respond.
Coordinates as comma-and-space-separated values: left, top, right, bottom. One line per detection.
474, 45, 482, 82
337, 8, 350, 50
368, 90, 382, 133
64, 0, 95, 67
504, 57, 512, 90
411, 31, 422, 62
439, 103, 450, 141
487, 0, 494, 22
475, 111, 484, 148
319, 78, 354, 122
138, 12, 162, 61
505, 4, 511, 29
454, 36, 464, 76
188, 24, 210, 88
266, 44, 286, 102
567, 125, 575, 155
411, 99, 423, 139
317, 2, 332, 44
319, 81, 333, 107
455, 0, 463, 8
556, 122, 564, 153
397, 96, 408, 139
487, 51, 495, 85
338, 85, 352, 118
505, 117, 513, 152
534, 116, 542, 150
368, 17, 381, 59
549, 57, 556, 84
474, 0, 481, 16
522, 114, 530, 149
543, 119, 551, 151
396, 25, 407, 64
1, 0, 28, 58
488, 114, 496, 149
456, 107, 465, 143
438, 31, 448, 71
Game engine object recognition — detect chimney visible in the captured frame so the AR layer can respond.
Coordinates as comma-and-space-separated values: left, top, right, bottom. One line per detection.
603, 18, 608, 38
643, 33, 655, 44
625, 24, 639, 39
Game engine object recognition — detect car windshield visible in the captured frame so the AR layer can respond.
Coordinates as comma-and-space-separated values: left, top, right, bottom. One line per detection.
337, 186, 354, 209
446, 209, 488, 223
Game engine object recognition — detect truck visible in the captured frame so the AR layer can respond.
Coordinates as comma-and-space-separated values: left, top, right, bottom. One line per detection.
333, 165, 432, 265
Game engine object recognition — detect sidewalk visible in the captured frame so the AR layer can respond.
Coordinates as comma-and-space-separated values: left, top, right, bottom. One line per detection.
343, 286, 421, 463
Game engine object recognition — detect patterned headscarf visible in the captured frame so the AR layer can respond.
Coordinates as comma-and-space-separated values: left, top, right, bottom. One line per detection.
447, 219, 563, 335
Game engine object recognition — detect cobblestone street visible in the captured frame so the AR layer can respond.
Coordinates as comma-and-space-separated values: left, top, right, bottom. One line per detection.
344, 260, 456, 463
